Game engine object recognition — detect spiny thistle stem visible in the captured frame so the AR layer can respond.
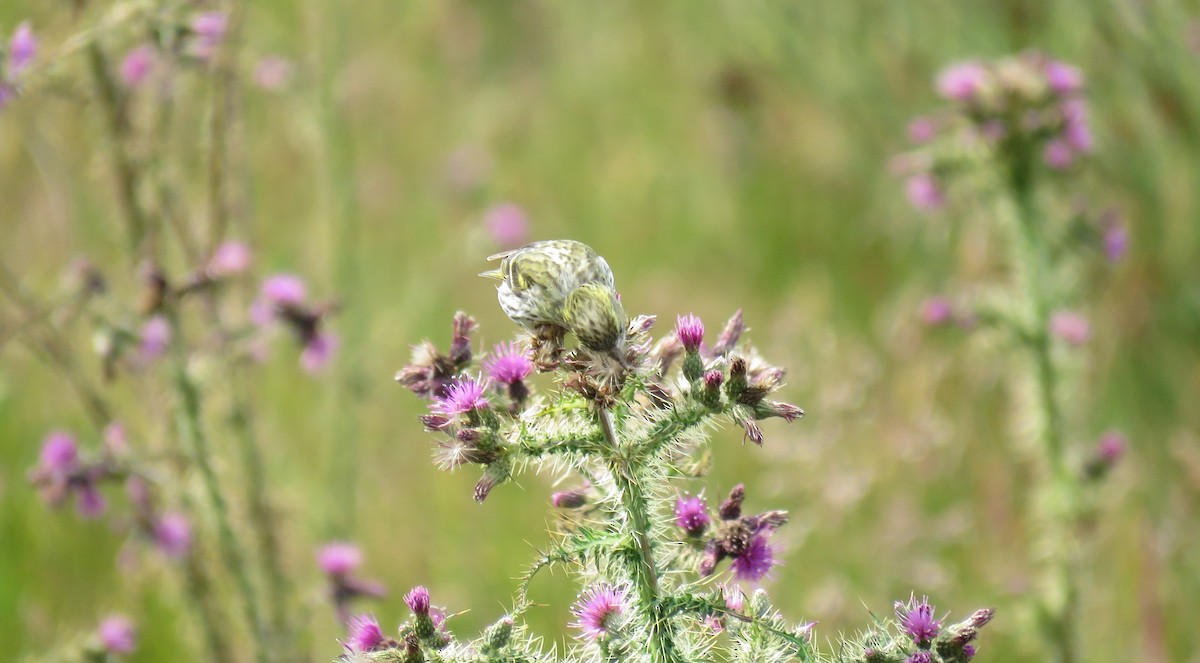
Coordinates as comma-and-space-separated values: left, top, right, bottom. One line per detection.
168, 320, 268, 663
1008, 166, 1080, 663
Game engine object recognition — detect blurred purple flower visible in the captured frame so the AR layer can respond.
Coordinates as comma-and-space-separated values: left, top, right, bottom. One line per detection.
907, 116, 937, 144
208, 240, 252, 277
482, 342, 532, 384
1044, 60, 1083, 95
39, 432, 79, 475
907, 652, 933, 663
484, 203, 529, 248
921, 296, 953, 326
254, 56, 294, 91
730, 534, 775, 583
98, 615, 137, 654
674, 495, 710, 536
895, 594, 941, 644
139, 315, 171, 362
318, 542, 362, 576
77, 484, 107, 518
675, 314, 705, 352
300, 332, 338, 373
154, 512, 192, 558
906, 173, 945, 211
551, 489, 587, 508
1097, 430, 1127, 464
1049, 310, 1090, 346
344, 614, 386, 652
1104, 223, 1128, 263
8, 22, 37, 75
1043, 139, 1075, 169
261, 273, 307, 306
963, 644, 977, 660
936, 61, 988, 102
722, 584, 744, 612
432, 377, 490, 417
191, 12, 228, 59
119, 46, 156, 88
103, 422, 128, 455
571, 583, 629, 640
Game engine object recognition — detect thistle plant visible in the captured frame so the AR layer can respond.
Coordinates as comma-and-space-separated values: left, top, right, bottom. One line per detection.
896, 54, 1127, 662
385, 240, 993, 663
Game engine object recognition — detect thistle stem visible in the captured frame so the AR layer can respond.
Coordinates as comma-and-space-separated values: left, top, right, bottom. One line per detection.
1008, 165, 1079, 663
599, 408, 679, 662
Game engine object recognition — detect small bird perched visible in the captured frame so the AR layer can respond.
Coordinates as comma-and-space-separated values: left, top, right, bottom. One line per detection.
481, 240, 626, 352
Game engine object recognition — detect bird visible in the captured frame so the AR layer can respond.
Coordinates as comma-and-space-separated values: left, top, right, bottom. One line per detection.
481, 240, 626, 352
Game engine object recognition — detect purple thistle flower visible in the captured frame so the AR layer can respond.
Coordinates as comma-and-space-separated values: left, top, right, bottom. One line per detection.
76, 484, 107, 518
1049, 310, 1090, 346
484, 203, 530, 248
208, 240, 252, 277
261, 273, 307, 306
253, 56, 294, 91
154, 512, 192, 559
119, 45, 156, 88
730, 534, 775, 583
404, 585, 431, 616
8, 22, 37, 75
1097, 431, 1127, 464
103, 422, 128, 455
1043, 139, 1075, 169
895, 594, 941, 644
1045, 60, 1084, 95
936, 61, 988, 102
571, 583, 629, 640
1104, 223, 1128, 263
300, 332, 338, 373
39, 432, 79, 474
675, 314, 705, 352
722, 585, 744, 612
921, 296, 953, 326
906, 652, 933, 663
432, 377, 490, 417
963, 644, 977, 659
675, 495, 710, 536
344, 614, 386, 652
482, 342, 533, 384
98, 615, 137, 654
318, 542, 362, 576
907, 116, 937, 144
191, 12, 228, 59
906, 173, 945, 211
139, 315, 172, 362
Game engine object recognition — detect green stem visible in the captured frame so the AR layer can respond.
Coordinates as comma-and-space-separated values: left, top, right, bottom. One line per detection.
169, 327, 268, 663
1008, 166, 1079, 663
600, 409, 678, 663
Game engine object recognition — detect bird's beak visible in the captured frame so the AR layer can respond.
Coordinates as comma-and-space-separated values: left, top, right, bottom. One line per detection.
478, 268, 503, 281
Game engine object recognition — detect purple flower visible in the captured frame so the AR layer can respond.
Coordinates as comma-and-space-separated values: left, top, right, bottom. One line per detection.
895, 594, 941, 644
730, 534, 775, 583
1049, 310, 1090, 346
963, 644, 977, 659
906, 173, 945, 211
675, 314, 705, 352
1043, 139, 1075, 169
208, 240, 252, 277
551, 489, 587, 509
76, 485, 107, 518
300, 332, 337, 373
571, 583, 629, 640
318, 542, 362, 576
103, 422, 128, 455
674, 495, 710, 536
1045, 60, 1083, 95
722, 585, 744, 612
139, 315, 172, 362
253, 56, 294, 91
344, 614, 386, 652
432, 377, 490, 417
482, 342, 533, 384
261, 273, 307, 306
921, 296, 953, 326
484, 203, 529, 248
1097, 431, 1127, 464
1104, 223, 1129, 263
8, 22, 37, 75
936, 61, 988, 102
154, 512, 192, 559
907, 116, 937, 144
119, 46, 156, 88
906, 652, 933, 663
404, 585, 431, 616
191, 12, 228, 59
98, 615, 137, 654
39, 432, 79, 475
1063, 109, 1094, 153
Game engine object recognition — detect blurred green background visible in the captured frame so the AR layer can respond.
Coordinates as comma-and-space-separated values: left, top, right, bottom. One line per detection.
3, 1, 1199, 661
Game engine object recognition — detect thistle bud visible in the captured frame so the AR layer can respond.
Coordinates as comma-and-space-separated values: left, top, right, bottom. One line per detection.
719, 484, 745, 520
